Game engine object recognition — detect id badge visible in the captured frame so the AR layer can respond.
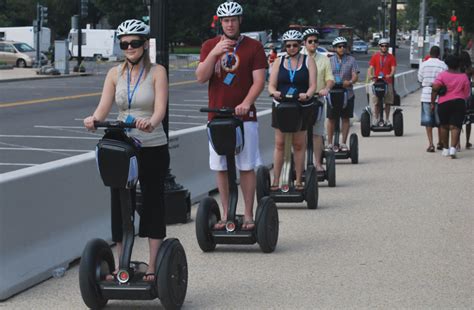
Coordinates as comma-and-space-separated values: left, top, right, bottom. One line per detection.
223, 73, 235, 85
286, 87, 296, 98
335, 76, 342, 84
125, 114, 135, 124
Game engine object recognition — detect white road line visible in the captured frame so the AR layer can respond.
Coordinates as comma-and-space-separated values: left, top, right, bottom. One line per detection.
0, 135, 99, 139
169, 103, 207, 107
169, 121, 204, 125
0, 163, 37, 166
0, 147, 89, 152
183, 99, 209, 102
35, 125, 85, 129
169, 114, 207, 119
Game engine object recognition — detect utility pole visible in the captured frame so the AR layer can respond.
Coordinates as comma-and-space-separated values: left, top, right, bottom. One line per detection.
389, 0, 397, 56
36, 3, 41, 68
418, 0, 426, 57
383, 0, 387, 38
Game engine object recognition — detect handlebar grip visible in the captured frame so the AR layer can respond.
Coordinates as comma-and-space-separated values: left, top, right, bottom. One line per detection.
200, 107, 235, 114
93, 120, 136, 129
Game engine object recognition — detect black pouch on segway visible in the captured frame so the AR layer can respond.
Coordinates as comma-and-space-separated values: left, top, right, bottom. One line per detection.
96, 129, 140, 189
372, 79, 387, 99
328, 84, 348, 115
274, 99, 303, 132
207, 116, 244, 156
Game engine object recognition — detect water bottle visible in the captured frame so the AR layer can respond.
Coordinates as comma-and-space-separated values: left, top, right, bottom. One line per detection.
52, 266, 66, 278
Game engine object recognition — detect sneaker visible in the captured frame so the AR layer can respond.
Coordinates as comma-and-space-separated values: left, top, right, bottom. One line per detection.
441, 148, 449, 157
385, 120, 392, 126
326, 144, 333, 151
449, 147, 457, 158
340, 143, 349, 152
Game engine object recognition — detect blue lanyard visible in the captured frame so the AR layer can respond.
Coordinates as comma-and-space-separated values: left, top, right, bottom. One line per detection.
127, 66, 145, 110
379, 53, 387, 69
225, 36, 243, 68
287, 54, 300, 83
335, 56, 344, 82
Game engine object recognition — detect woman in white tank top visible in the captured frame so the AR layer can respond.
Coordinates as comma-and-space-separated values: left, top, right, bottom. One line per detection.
84, 19, 169, 282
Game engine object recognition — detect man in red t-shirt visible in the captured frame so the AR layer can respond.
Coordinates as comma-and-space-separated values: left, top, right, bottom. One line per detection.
196, 1, 267, 230
368, 38, 397, 125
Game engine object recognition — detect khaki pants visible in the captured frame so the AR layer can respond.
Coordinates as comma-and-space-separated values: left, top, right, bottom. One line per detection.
370, 82, 394, 108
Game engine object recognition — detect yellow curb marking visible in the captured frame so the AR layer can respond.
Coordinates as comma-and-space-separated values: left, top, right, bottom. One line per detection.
0, 80, 197, 108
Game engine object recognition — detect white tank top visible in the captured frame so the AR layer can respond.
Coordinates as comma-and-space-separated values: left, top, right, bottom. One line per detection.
115, 64, 167, 147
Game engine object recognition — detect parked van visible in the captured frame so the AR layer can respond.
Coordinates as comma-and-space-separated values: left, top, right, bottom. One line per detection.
68, 28, 122, 60
0, 40, 48, 67
0, 26, 51, 52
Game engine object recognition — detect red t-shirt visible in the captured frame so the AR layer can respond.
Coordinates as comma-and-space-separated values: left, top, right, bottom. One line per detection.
369, 52, 397, 84
200, 35, 268, 121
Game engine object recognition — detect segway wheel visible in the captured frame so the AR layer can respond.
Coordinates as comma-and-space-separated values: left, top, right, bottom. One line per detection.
195, 197, 220, 252
79, 238, 115, 309
256, 197, 279, 253
360, 111, 371, 137
305, 166, 319, 209
157, 239, 188, 310
349, 133, 359, 164
256, 165, 270, 202
326, 151, 336, 187
393, 112, 404, 136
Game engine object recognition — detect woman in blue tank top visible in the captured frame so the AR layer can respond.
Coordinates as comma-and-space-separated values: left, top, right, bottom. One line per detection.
268, 30, 317, 191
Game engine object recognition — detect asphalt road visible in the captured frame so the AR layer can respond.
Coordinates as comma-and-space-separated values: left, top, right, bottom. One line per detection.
0, 46, 411, 174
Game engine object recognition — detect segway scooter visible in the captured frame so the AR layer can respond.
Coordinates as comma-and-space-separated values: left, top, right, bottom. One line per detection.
256, 96, 319, 209
360, 76, 403, 137
326, 84, 359, 164
195, 108, 279, 253
79, 121, 188, 310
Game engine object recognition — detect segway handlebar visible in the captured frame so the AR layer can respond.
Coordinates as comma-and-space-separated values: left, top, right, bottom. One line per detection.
200, 107, 235, 115
93, 120, 136, 129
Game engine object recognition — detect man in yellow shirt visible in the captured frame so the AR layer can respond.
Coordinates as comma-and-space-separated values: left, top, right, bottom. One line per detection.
302, 28, 335, 175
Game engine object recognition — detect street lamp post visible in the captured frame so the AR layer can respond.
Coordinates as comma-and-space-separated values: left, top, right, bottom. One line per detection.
377, 6, 382, 35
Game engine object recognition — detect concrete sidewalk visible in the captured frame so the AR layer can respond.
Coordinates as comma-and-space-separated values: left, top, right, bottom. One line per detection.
0, 67, 90, 83
2, 89, 473, 309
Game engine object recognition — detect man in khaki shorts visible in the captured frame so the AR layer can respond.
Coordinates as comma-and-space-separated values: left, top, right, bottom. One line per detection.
368, 38, 397, 126
302, 28, 334, 174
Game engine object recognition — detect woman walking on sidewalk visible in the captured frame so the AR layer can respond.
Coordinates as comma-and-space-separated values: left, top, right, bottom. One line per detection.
431, 55, 471, 158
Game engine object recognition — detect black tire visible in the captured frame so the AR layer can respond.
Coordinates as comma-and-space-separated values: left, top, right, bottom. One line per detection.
157, 239, 188, 310
393, 112, 404, 136
195, 197, 220, 252
256, 197, 279, 253
94, 54, 103, 61
79, 238, 114, 309
305, 166, 319, 209
349, 133, 359, 164
256, 166, 270, 203
16, 59, 27, 68
326, 151, 336, 187
360, 111, 371, 137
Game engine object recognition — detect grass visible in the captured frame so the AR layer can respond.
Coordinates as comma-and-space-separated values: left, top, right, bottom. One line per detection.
171, 46, 201, 54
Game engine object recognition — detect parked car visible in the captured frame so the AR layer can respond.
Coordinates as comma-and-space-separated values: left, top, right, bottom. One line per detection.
0, 40, 47, 67
352, 40, 369, 54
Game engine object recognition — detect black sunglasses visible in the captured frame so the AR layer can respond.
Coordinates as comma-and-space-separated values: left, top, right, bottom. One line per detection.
286, 43, 299, 48
119, 40, 145, 50
380, 44, 389, 48
307, 40, 318, 44
336, 45, 347, 49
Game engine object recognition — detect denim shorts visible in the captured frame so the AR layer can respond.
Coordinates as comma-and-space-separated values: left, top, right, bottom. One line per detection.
420, 102, 440, 127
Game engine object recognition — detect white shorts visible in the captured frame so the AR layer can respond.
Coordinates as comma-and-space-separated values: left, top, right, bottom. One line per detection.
209, 121, 262, 171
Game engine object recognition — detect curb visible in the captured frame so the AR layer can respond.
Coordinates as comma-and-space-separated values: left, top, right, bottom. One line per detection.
0, 72, 93, 83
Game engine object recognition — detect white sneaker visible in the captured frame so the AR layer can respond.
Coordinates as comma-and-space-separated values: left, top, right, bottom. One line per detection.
385, 120, 392, 126
441, 148, 449, 157
449, 147, 457, 158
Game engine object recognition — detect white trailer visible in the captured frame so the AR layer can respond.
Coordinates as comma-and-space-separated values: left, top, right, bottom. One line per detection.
68, 28, 122, 60
410, 29, 451, 68
0, 26, 51, 52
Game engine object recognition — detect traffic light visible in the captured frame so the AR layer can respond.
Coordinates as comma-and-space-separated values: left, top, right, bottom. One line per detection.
450, 15, 457, 23
40, 6, 48, 25
81, 0, 88, 17
457, 26, 463, 33
211, 15, 218, 29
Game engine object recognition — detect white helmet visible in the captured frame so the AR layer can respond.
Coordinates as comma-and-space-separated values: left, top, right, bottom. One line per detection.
282, 30, 303, 42
303, 28, 319, 40
216, 2, 243, 17
378, 38, 390, 45
117, 19, 150, 39
332, 36, 347, 46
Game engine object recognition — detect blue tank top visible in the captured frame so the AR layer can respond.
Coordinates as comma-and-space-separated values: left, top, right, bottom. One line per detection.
277, 55, 309, 96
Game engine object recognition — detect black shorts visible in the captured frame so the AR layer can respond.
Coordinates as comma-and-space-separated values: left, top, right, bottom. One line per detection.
327, 96, 355, 120
438, 99, 467, 128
